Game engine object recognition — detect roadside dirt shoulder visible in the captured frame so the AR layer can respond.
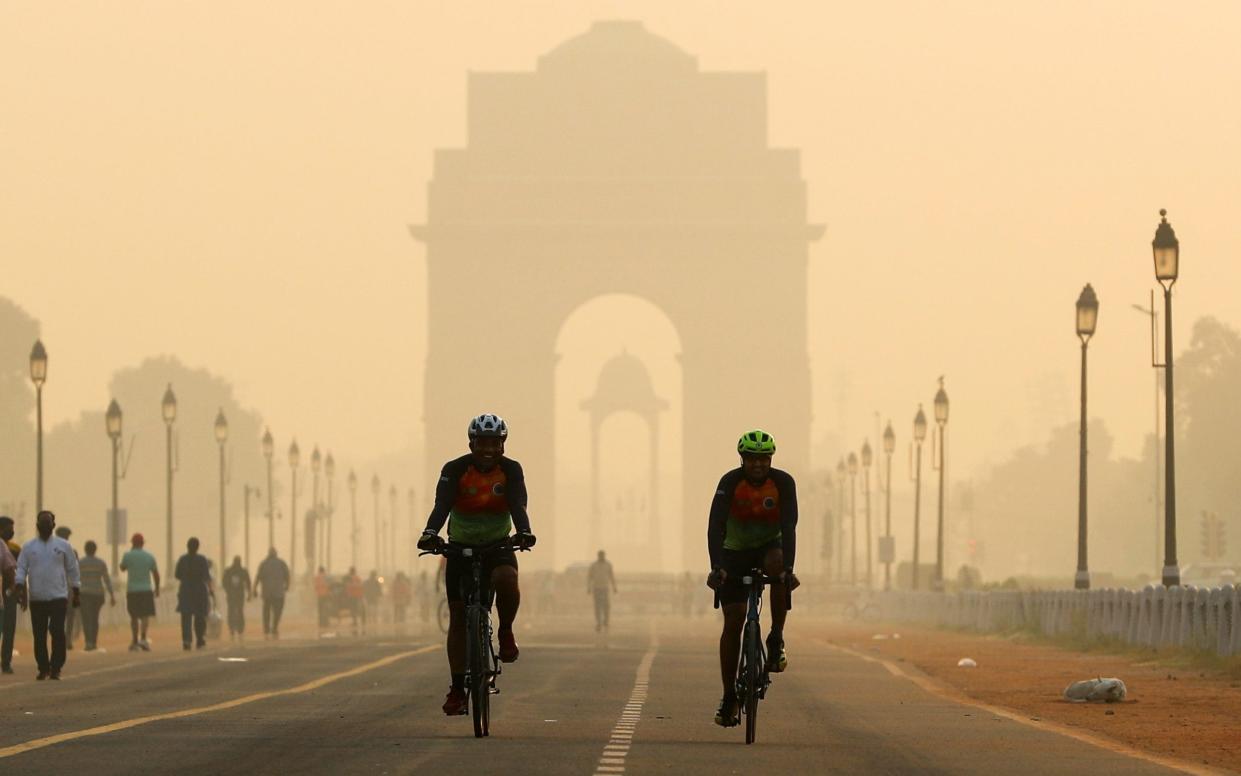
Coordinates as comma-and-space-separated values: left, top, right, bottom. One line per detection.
817, 623, 1241, 775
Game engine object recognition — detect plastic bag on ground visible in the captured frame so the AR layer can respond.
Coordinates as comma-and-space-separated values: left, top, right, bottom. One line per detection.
1063, 677, 1127, 703
957, 658, 977, 668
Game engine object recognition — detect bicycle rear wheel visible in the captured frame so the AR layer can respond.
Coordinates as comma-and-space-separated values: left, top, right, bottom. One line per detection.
743, 621, 762, 745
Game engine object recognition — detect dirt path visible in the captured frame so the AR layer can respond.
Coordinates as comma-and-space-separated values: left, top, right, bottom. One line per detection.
813, 623, 1241, 774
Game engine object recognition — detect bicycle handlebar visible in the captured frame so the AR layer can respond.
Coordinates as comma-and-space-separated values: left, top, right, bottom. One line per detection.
418, 538, 531, 559
711, 570, 794, 610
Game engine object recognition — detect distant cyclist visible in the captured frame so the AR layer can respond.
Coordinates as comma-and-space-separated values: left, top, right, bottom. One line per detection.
706, 429, 800, 727
417, 413, 536, 717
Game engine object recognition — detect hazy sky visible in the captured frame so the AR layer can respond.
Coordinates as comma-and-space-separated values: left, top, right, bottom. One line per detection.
4, 1, 1239, 480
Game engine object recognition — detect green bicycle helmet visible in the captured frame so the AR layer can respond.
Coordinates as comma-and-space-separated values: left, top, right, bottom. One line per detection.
737, 429, 776, 455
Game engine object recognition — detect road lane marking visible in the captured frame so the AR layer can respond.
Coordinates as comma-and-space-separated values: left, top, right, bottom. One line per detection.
592, 632, 658, 776
0, 645, 437, 760
820, 640, 1226, 776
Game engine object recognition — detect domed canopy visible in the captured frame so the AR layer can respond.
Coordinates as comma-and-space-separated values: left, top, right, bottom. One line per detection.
538, 20, 695, 73
581, 350, 669, 419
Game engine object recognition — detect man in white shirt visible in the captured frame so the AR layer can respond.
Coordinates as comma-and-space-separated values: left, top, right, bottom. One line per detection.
15, 511, 81, 680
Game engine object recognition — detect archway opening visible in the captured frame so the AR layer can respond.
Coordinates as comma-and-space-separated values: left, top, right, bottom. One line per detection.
554, 294, 682, 573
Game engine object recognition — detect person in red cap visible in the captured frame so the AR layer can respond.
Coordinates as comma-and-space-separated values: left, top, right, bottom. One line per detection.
119, 533, 160, 651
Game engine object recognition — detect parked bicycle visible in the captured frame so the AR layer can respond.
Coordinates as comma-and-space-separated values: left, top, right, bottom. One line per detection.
421, 538, 529, 738
716, 568, 788, 744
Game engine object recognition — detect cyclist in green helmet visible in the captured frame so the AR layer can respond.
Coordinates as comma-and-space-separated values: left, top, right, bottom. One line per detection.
706, 429, 800, 727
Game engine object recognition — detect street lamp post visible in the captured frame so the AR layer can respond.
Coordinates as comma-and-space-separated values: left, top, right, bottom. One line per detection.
861, 441, 874, 590
288, 440, 300, 579
161, 384, 177, 575
835, 459, 846, 583
215, 409, 229, 572
371, 475, 381, 574
311, 446, 321, 571
912, 406, 927, 590
348, 470, 358, 569
106, 400, 123, 572
30, 340, 47, 513
243, 484, 260, 571
389, 485, 398, 574
933, 380, 949, 591
1075, 284, 1099, 590
262, 429, 275, 552
882, 422, 895, 591
1152, 209, 1181, 587
325, 453, 335, 573
847, 452, 858, 586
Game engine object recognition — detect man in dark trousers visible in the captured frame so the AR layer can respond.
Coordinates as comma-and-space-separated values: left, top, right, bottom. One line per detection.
0, 516, 21, 674
221, 556, 252, 640
254, 547, 289, 639
14, 511, 80, 680
174, 537, 213, 650
54, 525, 79, 649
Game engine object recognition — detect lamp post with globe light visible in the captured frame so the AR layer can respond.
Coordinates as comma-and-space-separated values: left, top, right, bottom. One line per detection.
912, 406, 927, 590
162, 385, 177, 574
882, 422, 895, 591
30, 341, 47, 513
1152, 210, 1181, 588
933, 381, 949, 591
215, 409, 229, 571
1075, 284, 1099, 589
106, 400, 123, 571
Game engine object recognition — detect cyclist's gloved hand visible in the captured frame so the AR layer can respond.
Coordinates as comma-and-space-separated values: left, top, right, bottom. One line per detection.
706, 568, 727, 590
514, 531, 537, 549
417, 530, 443, 551
780, 569, 801, 592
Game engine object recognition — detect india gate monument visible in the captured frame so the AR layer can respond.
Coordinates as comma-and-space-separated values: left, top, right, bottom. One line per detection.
412, 21, 821, 572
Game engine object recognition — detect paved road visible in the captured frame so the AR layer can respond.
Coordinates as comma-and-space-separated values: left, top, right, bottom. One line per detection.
0, 616, 1198, 775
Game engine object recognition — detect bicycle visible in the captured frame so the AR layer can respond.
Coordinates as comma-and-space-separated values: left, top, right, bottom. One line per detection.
437, 598, 450, 634
421, 538, 528, 738
715, 569, 788, 745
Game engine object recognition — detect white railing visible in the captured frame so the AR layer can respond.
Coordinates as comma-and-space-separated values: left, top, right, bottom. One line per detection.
877, 585, 1241, 657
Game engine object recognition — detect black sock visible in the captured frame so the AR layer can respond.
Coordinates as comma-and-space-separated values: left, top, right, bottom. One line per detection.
451, 673, 465, 690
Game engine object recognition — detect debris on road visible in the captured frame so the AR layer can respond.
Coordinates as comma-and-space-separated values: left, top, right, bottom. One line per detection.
1063, 677, 1127, 703
957, 658, 977, 668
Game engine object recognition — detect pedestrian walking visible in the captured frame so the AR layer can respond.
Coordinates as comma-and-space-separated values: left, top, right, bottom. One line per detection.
344, 567, 363, 635
392, 572, 411, 624
362, 570, 382, 630
78, 540, 115, 651
0, 538, 15, 643
587, 550, 618, 632
14, 511, 81, 680
314, 566, 330, 628
221, 556, 251, 640
174, 537, 214, 650
254, 548, 289, 639
54, 525, 80, 649
121, 533, 160, 651
0, 516, 20, 674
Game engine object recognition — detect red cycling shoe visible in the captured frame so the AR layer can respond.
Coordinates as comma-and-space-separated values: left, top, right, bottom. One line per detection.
442, 687, 468, 716
498, 628, 520, 663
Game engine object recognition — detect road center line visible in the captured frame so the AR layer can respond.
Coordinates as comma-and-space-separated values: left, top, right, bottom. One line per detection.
592, 631, 658, 776
0, 645, 437, 760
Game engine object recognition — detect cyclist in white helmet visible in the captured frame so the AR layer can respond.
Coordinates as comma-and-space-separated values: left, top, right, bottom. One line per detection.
417, 413, 536, 716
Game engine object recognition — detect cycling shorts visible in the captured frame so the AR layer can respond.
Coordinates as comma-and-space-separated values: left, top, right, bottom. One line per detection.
717, 541, 782, 607
445, 547, 518, 603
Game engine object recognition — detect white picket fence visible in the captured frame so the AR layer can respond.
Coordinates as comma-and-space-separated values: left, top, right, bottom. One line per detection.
877, 585, 1241, 657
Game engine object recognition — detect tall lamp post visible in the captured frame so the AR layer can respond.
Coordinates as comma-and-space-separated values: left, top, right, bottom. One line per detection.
30, 340, 47, 512
325, 453, 335, 573
1075, 284, 1099, 590
882, 422, 895, 591
912, 406, 927, 590
835, 458, 846, 583
847, 452, 858, 586
262, 429, 275, 552
161, 384, 177, 575
1152, 209, 1181, 587
388, 485, 398, 574
214, 409, 229, 572
310, 446, 321, 571
348, 470, 358, 569
933, 381, 949, 591
861, 441, 874, 590
288, 440, 300, 579
371, 475, 381, 573
106, 399, 123, 572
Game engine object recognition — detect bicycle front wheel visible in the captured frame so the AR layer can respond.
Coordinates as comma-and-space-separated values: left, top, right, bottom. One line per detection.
438, 599, 450, 634
467, 608, 487, 738
743, 621, 762, 745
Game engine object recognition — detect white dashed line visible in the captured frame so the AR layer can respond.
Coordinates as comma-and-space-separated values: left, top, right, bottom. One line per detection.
592, 634, 658, 776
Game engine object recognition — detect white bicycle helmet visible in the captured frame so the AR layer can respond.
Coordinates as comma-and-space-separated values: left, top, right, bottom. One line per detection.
468, 413, 509, 439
